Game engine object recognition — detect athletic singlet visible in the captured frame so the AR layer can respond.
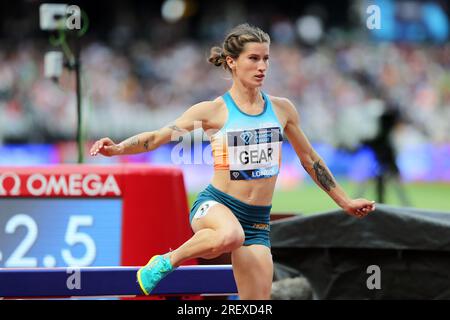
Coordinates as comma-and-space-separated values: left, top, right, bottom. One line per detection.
210, 91, 284, 180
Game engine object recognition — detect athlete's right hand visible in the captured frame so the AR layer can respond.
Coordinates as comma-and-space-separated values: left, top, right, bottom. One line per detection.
90, 138, 123, 157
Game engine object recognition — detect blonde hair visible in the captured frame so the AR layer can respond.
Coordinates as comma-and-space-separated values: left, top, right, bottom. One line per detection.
208, 23, 270, 72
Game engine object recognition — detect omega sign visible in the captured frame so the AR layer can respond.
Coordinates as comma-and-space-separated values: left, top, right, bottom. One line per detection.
0, 172, 121, 196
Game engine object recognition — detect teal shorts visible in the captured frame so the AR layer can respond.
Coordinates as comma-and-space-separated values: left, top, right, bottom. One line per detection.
189, 184, 272, 248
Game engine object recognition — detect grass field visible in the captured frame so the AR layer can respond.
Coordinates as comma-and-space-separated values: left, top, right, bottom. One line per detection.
188, 180, 450, 215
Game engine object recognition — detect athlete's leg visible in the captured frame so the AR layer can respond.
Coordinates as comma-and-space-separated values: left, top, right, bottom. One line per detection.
168, 202, 245, 267
137, 202, 245, 295
231, 244, 273, 300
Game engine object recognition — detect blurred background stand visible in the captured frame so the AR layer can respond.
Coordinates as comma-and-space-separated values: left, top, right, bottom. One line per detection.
40, 3, 87, 163
356, 106, 413, 206
350, 71, 412, 206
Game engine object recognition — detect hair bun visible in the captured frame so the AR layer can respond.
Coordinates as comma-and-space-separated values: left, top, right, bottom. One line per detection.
208, 46, 226, 68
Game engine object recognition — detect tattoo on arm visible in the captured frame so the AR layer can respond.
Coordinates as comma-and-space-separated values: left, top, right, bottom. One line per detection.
168, 125, 183, 132
313, 160, 336, 191
143, 133, 157, 151
300, 161, 308, 173
123, 136, 140, 148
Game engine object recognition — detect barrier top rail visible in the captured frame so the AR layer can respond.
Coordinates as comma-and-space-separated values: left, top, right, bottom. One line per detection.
0, 265, 237, 298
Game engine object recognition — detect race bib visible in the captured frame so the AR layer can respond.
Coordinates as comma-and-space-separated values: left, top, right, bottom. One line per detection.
227, 127, 283, 180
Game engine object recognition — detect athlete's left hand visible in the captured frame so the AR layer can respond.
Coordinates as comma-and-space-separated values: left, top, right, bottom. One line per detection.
342, 199, 376, 218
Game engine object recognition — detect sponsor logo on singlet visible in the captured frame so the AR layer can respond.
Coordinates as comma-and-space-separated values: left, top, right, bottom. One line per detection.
227, 127, 283, 180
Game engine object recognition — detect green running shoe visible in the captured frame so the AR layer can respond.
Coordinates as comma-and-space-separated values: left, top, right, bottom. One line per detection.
137, 255, 174, 295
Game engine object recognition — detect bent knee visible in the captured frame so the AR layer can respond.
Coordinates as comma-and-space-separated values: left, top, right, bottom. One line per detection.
218, 229, 245, 252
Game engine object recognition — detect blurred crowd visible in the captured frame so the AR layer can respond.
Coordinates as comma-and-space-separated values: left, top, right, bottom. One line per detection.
0, 36, 449, 150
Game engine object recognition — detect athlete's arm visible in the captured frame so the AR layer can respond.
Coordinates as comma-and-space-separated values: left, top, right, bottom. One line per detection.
90, 101, 213, 157
279, 98, 376, 217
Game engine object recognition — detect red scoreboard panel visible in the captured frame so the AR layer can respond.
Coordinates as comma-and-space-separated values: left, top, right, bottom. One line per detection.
0, 165, 196, 268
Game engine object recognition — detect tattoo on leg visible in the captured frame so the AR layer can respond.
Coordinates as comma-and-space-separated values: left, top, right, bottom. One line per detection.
143, 140, 149, 150
313, 160, 336, 191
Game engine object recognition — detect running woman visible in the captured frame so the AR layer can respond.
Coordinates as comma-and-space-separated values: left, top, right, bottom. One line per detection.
90, 23, 376, 300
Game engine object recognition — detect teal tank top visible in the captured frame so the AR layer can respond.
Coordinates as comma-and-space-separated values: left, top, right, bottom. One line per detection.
210, 91, 284, 180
